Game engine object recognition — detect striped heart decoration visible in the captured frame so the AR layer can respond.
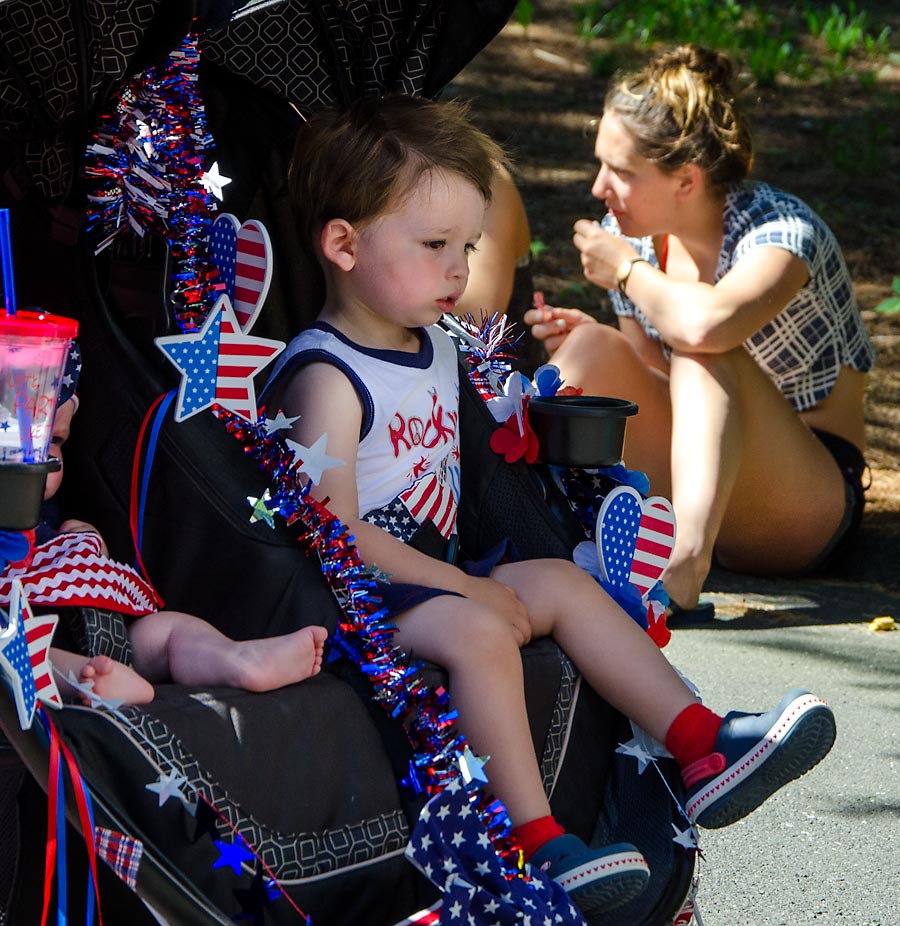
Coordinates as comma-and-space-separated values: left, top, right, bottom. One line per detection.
208, 213, 273, 333
596, 485, 676, 598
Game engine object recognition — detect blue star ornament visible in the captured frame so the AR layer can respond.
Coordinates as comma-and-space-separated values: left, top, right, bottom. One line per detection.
672, 823, 699, 851
264, 410, 300, 434
146, 770, 191, 808
155, 295, 284, 423
213, 837, 255, 876
0, 580, 38, 730
615, 737, 656, 775
156, 302, 224, 421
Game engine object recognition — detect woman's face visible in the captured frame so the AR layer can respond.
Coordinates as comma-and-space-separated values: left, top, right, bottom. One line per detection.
590, 111, 682, 238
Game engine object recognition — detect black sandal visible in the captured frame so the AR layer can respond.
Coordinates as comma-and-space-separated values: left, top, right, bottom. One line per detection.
666, 599, 716, 626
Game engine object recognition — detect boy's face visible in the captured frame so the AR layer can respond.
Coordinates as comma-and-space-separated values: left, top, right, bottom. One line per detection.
349, 169, 486, 329
44, 398, 75, 500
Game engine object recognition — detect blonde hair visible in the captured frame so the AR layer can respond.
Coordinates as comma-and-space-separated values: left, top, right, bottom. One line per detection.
289, 95, 506, 254
605, 45, 753, 193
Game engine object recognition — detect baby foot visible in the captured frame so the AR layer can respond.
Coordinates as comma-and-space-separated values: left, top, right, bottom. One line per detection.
235, 625, 329, 693
79, 655, 155, 706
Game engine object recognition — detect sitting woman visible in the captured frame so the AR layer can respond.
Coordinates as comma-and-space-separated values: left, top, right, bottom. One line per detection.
525, 44, 874, 613
454, 162, 545, 373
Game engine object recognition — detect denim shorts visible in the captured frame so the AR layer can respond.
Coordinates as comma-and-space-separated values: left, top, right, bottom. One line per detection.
375, 539, 515, 617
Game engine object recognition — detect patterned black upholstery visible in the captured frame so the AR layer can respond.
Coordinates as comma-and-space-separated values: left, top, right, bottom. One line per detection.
0, 0, 180, 201
201, 1, 445, 111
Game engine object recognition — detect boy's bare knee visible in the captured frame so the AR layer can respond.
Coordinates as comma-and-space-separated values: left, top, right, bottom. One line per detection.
456, 602, 521, 650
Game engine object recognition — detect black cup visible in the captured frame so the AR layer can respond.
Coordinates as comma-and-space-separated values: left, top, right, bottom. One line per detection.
529, 396, 638, 467
0, 459, 60, 530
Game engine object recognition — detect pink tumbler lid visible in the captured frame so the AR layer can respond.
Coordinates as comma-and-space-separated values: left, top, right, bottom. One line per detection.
0, 309, 79, 339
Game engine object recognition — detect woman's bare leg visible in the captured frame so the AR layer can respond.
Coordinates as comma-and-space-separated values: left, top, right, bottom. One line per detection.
493, 560, 696, 744
550, 323, 673, 493
128, 612, 328, 692
664, 347, 845, 606
551, 326, 846, 608
392, 596, 552, 826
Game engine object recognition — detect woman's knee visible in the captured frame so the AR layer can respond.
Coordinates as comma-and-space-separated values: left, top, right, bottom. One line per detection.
669, 345, 745, 395
558, 322, 630, 369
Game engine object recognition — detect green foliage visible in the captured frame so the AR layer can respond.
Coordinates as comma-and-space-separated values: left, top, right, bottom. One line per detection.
529, 238, 548, 260
742, 9, 803, 86
805, 2, 886, 62
574, 0, 743, 49
570, 0, 894, 86
513, 0, 534, 28
874, 278, 900, 316
556, 283, 587, 301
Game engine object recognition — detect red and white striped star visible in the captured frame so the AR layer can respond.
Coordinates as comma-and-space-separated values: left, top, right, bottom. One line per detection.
156, 294, 284, 422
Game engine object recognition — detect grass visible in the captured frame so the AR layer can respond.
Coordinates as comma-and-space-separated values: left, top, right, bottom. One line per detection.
875, 278, 900, 316
556, 0, 896, 86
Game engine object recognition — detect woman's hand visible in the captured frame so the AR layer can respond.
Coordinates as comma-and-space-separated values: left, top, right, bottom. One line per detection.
461, 574, 533, 646
573, 219, 638, 290
523, 304, 597, 355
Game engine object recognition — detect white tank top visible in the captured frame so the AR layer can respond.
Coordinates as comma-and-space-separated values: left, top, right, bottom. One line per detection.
263, 323, 461, 541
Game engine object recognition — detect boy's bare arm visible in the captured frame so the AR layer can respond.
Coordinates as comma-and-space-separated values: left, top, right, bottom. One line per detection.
279, 361, 529, 633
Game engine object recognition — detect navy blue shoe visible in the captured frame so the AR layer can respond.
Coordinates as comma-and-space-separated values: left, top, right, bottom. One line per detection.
530, 834, 649, 917
684, 689, 836, 829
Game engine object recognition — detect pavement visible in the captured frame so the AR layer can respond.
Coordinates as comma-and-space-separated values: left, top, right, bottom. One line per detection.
663, 528, 900, 926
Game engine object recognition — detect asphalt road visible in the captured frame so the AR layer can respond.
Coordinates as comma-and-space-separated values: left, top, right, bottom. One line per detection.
664, 568, 900, 926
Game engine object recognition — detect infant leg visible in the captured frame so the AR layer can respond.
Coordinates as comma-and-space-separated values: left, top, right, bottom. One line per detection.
128, 612, 328, 692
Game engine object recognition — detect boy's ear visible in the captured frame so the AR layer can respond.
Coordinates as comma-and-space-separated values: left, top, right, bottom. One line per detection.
320, 219, 358, 271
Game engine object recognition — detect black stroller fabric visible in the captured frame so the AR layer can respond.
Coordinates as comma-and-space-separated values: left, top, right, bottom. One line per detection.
0, 4, 695, 924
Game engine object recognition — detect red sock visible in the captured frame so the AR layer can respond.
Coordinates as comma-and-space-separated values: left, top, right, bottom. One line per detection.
665, 703, 724, 770
511, 815, 565, 861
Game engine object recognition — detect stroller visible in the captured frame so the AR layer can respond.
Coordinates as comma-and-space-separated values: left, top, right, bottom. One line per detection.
0, 3, 696, 923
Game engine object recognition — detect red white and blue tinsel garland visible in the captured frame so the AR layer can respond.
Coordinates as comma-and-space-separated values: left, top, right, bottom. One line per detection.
211, 405, 524, 881
84, 33, 222, 333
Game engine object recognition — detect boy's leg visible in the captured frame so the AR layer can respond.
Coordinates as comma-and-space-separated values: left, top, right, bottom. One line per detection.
127, 612, 328, 692
496, 560, 835, 827
392, 594, 650, 915
494, 559, 697, 744
392, 595, 552, 825
50, 647, 155, 705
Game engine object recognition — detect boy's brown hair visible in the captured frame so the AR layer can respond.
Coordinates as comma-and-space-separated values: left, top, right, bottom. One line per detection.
288, 94, 506, 255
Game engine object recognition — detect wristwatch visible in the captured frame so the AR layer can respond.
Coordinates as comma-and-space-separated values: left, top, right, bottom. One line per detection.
616, 256, 647, 295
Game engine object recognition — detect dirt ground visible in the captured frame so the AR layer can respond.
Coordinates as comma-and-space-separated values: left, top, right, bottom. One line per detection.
450, 3, 900, 578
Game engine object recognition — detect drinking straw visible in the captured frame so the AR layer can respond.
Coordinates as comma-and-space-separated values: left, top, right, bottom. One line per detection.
12, 371, 34, 461
0, 207, 17, 315
0, 208, 31, 457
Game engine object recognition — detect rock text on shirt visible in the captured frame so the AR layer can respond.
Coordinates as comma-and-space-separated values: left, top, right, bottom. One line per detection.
389, 388, 458, 458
